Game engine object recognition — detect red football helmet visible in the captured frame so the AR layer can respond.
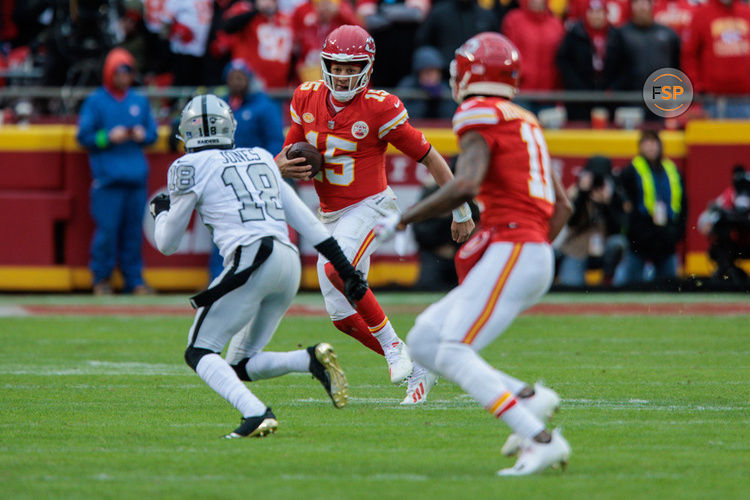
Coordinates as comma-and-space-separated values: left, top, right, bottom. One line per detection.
449, 32, 521, 104
320, 25, 376, 102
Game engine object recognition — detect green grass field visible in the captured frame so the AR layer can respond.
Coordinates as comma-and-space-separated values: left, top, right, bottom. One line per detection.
1, 293, 749, 499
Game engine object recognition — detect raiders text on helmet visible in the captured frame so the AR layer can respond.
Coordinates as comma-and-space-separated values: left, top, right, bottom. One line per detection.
320, 25, 375, 102
449, 32, 521, 104
178, 94, 237, 152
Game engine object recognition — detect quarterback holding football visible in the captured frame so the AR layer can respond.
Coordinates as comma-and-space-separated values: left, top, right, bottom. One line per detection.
273, 25, 474, 404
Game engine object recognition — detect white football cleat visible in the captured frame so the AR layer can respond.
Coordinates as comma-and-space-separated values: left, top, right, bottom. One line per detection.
501, 382, 561, 456
383, 340, 413, 384
400, 364, 438, 405
497, 429, 570, 476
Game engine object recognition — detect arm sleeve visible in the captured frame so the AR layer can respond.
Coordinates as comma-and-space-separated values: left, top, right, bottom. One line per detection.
153, 191, 197, 255
278, 180, 331, 245
281, 95, 307, 152
379, 96, 431, 160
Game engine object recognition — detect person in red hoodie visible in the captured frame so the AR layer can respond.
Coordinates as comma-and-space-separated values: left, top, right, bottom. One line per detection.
502, 0, 565, 101
682, 0, 750, 118
221, 0, 295, 90
291, 0, 363, 83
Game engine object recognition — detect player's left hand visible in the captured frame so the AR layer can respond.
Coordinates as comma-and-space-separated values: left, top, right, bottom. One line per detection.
373, 213, 405, 245
343, 270, 369, 304
451, 219, 475, 243
149, 193, 170, 218
276, 144, 313, 180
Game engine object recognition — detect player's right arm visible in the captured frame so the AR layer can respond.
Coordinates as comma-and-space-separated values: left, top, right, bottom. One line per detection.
154, 158, 203, 255
276, 87, 313, 179
399, 130, 489, 228
154, 191, 197, 255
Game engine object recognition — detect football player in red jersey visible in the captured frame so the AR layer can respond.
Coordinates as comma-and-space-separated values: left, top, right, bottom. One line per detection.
275, 25, 475, 404
376, 33, 574, 475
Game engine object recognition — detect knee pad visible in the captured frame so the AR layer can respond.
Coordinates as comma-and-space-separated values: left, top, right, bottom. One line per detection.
184, 346, 216, 371
324, 262, 345, 292
231, 357, 252, 381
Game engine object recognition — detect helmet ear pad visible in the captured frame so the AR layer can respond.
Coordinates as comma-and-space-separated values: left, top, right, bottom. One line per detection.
178, 94, 237, 152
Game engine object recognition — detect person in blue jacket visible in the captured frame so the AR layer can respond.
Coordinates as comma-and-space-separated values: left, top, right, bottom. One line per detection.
77, 47, 158, 295
207, 59, 285, 279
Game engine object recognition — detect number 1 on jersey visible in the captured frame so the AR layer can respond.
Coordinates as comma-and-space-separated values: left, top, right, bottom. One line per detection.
521, 122, 555, 204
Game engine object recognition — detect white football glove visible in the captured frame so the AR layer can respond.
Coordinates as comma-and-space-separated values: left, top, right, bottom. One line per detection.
373, 213, 402, 247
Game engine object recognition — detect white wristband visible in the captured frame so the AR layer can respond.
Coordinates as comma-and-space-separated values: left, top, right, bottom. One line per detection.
452, 203, 472, 223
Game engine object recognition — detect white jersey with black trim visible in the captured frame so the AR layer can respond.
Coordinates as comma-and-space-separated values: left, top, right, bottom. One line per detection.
158, 147, 294, 265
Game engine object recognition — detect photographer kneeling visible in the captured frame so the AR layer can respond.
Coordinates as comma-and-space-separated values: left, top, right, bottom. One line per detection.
698, 165, 750, 285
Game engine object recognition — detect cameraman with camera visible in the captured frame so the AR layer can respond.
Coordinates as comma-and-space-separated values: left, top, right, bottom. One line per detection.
557, 156, 627, 286
698, 165, 750, 285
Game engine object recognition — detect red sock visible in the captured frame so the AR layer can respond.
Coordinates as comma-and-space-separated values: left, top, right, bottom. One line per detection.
324, 263, 387, 331
333, 315, 384, 356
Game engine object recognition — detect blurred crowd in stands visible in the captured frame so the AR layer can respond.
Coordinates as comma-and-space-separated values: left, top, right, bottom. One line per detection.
2, 0, 750, 124
1, 0, 748, 290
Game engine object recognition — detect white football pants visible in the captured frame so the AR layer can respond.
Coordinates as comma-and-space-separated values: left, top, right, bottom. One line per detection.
316, 187, 399, 321
190, 238, 300, 357
407, 242, 554, 408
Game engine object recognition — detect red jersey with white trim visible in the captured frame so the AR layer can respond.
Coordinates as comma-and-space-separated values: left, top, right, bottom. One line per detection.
453, 96, 555, 243
284, 81, 430, 212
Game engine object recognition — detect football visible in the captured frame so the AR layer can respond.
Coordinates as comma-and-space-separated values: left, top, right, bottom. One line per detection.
286, 142, 323, 180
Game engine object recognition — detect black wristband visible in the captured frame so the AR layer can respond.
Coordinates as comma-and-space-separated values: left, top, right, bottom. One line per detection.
315, 237, 356, 279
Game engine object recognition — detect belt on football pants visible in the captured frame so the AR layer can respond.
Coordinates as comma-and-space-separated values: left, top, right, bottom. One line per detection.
189, 236, 274, 309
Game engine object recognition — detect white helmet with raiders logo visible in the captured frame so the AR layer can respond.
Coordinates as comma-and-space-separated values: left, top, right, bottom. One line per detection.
178, 94, 237, 152
320, 25, 376, 102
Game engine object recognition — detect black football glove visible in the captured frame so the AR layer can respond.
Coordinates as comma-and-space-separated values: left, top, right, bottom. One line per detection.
149, 193, 170, 218
343, 270, 369, 304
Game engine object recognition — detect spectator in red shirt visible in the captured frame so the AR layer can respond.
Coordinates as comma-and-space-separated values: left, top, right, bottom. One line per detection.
502, 0, 565, 92
653, 0, 695, 39
222, 0, 295, 90
291, 0, 363, 83
567, 0, 631, 27
682, 0, 750, 117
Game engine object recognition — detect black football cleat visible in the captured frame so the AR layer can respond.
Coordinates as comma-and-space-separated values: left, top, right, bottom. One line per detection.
307, 343, 348, 408
224, 407, 278, 439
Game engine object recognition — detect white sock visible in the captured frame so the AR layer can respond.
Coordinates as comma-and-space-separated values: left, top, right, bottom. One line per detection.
371, 321, 401, 350
486, 390, 546, 439
243, 350, 310, 380
433, 342, 544, 438
195, 353, 266, 417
